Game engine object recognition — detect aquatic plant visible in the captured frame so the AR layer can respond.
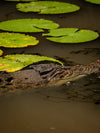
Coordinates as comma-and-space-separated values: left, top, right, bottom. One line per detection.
0, 19, 59, 32
0, 54, 63, 72
0, 32, 39, 48
85, 0, 100, 4
43, 28, 99, 43
16, 1, 80, 14
5, 0, 37, 1
0, 49, 3, 56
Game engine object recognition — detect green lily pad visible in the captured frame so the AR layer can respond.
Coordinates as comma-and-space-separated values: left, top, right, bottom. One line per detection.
16, 1, 80, 14
5, 54, 63, 66
43, 28, 99, 43
0, 54, 63, 72
0, 58, 25, 72
0, 19, 59, 32
5, 0, 37, 1
0, 49, 3, 56
0, 32, 39, 48
85, 0, 100, 4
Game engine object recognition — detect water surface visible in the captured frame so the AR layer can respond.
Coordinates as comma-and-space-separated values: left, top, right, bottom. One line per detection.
0, 0, 100, 133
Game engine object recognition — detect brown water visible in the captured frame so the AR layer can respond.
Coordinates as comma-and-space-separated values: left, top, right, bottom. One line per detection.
0, 0, 100, 133
0, 93, 100, 133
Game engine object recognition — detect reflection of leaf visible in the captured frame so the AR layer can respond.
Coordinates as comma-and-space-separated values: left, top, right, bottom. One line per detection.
0, 49, 3, 56
85, 0, 100, 4
5, 0, 37, 1
43, 28, 99, 43
0, 32, 39, 48
16, 1, 80, 14
0, 19, 59, 32
0, 54, 63, 72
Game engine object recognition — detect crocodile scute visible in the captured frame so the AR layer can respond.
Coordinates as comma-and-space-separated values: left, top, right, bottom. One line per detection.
0, 59, 100, 95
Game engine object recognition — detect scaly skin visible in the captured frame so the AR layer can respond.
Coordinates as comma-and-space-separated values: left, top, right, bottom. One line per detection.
43, 59, 100, 83
0, 59, 100, 95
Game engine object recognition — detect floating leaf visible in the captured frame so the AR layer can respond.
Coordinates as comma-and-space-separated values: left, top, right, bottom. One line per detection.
0, 49, 3, 56
0, 54, 63, 72
85, 0, 100, 4
43, 28, 99, 43
0, 19, 59, 32
0, 57, 24, 72
16, 1, 80, 14
5, 54, 63, 66
0, 32, 39, 48
5, 0, 37, 1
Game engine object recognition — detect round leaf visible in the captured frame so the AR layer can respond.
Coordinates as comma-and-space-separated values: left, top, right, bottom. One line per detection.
85, 0, 100, 4
0, 32, 39, 48
5, 0, 37, 1
43, 28, 99, 43
16, 1, 80, 14
0, 19, 59, 32
5, 54, 63, 66
0, 49, 3, 56
0, 57, 25, 72
0, 54, 63, 72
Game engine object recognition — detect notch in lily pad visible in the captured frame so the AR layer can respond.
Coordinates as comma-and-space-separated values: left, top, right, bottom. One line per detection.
0, 54, 63, 72
85, 0, 100, 4
0, 32, 39, 48
43, 28, 99, 43
0, 19, 59, 32
0, 49, 3, 56
16, 1, 80, 14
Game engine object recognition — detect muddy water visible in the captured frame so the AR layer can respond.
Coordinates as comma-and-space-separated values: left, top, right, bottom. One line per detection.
0, 0, 100, 133
0, 93, 100, 133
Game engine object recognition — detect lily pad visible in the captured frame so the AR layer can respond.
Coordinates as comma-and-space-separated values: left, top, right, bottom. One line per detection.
0, 32, 39, 48
43, 28, 99, 43
0, 58, 25, 72
0, 19, 59, 32
0, 49, 3, 56
0, 54, 63, 72
5, 0, 37, 1
85, 0, 100, 4
16, 1, 80, 14
5, 54, 63, 66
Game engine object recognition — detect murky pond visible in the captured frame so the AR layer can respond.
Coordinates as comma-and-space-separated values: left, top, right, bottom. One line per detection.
0, 0, 100, 133
0, 92, 100, 133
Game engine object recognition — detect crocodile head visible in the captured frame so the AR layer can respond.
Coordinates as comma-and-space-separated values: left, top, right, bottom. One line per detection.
0, 59, 100, 95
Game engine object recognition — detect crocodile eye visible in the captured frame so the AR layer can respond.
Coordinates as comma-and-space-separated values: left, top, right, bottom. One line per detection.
6, 77, 13, 82
25, 78, 28, 80
0, 78, 3, 82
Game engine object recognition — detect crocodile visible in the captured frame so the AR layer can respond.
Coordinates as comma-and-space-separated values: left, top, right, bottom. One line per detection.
0, 59, 100, 95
